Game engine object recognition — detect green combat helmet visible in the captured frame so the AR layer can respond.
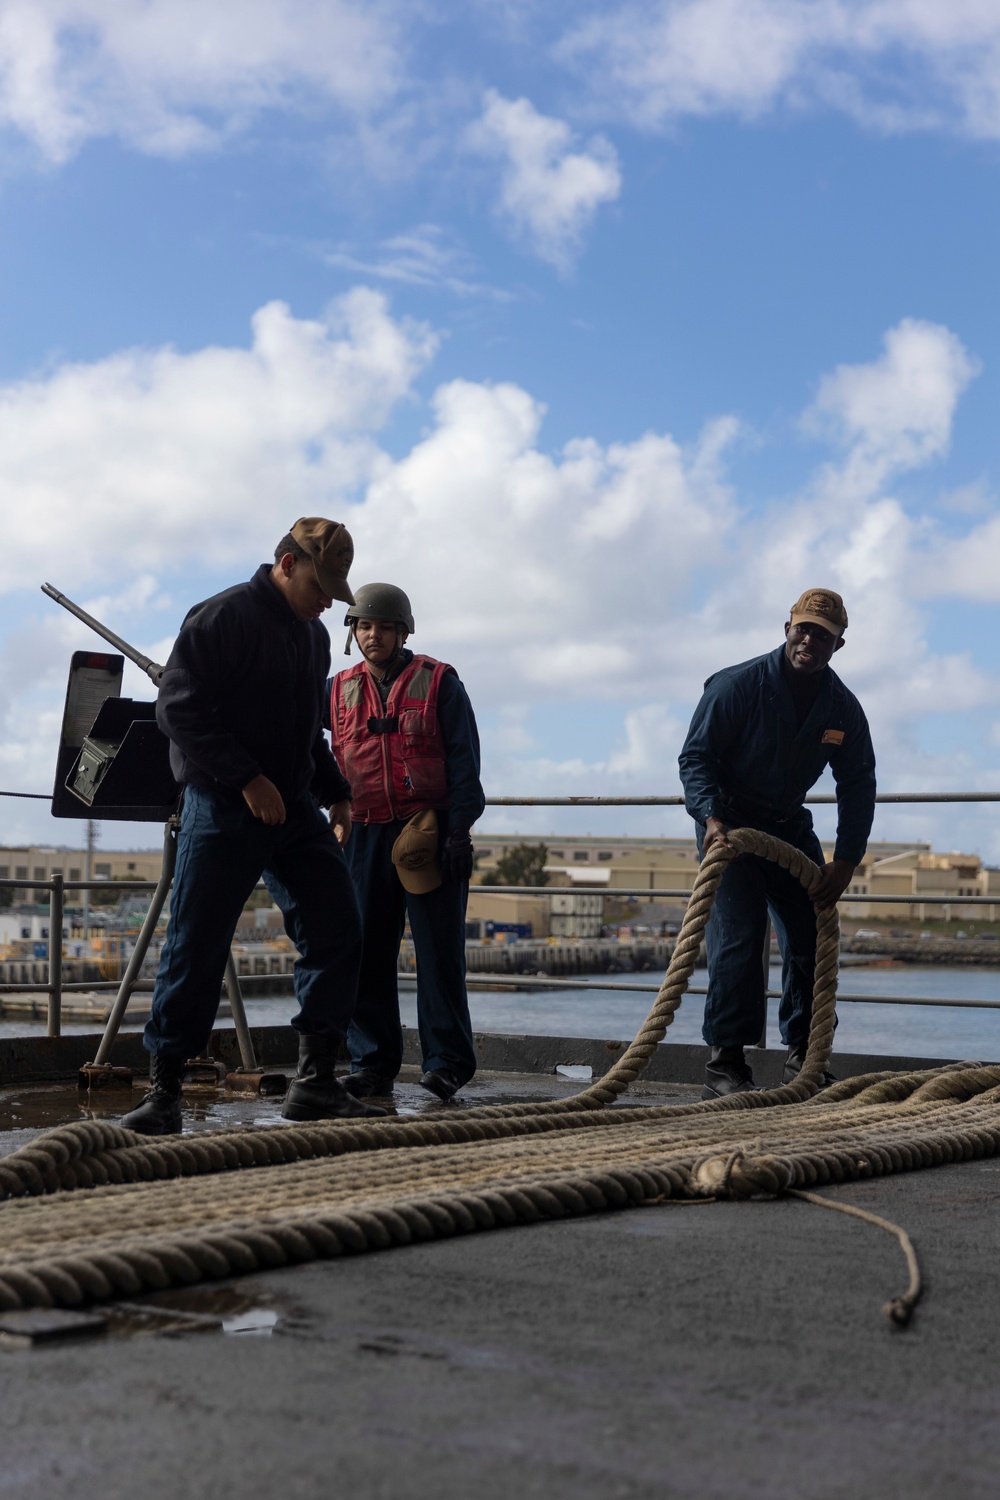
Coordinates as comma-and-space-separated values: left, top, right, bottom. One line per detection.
344, 582, 415, 654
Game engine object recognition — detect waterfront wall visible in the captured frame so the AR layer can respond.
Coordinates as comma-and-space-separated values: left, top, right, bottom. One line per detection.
843, 935, 1000, 965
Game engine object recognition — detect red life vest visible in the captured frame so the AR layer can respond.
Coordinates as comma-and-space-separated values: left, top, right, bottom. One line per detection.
330, 654, 452, 824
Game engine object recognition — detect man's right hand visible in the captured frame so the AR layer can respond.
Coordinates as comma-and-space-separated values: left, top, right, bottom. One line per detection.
242, 774, 286, 825
702, 816, 732, 855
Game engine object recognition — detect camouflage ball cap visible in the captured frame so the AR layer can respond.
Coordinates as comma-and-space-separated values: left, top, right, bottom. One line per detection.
391, 809, 442, 895
290, 517, 355, 605
789, 588, 848, 637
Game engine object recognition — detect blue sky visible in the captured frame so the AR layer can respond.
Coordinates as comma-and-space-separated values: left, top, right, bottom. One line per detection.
0, 0, 999, 859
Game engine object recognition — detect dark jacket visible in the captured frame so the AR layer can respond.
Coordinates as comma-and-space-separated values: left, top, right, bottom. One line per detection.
325, 648, 486, 831
678, 645, 876, 864
157, 564, 350, 806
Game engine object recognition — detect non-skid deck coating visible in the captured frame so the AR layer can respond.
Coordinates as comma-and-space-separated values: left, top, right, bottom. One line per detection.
0, 1069, 998, 1500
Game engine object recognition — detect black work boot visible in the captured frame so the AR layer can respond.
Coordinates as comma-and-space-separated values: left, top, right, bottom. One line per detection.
282, 1036, 387, 1122
783, 1045, 836, 1088
702, 1046, 760, 1100
418, 1067, 462, 1101
342, 1068, 396, 1099
122, 1053, 184, 1135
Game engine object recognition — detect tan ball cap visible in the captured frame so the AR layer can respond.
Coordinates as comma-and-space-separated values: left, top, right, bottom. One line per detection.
290, 517, 355, 605
789, 588, 848, 637
392, 809, 442, 895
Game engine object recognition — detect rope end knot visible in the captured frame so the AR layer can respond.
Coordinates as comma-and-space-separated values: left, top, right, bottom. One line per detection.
882, 1296, 916, 1329
691, 1150, 794, 1200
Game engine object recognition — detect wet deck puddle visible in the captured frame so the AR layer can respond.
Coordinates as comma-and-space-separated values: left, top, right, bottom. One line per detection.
0, 1285, 284, 1349
0, 1070, 698, 1138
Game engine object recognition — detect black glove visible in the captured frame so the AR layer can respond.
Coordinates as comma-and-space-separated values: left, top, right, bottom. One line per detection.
441, 828, 474, 884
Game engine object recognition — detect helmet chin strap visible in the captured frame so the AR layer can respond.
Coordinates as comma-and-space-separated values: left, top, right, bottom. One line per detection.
381, 628, 405, 673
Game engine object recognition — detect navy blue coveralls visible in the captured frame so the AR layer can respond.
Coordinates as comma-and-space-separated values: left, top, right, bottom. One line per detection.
678, 645, 876, 1050
325, 649, 486, 1085
145, 564, 361, 1061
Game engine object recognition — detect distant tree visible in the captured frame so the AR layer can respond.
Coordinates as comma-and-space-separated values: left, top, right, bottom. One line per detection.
488, 842, 549, 888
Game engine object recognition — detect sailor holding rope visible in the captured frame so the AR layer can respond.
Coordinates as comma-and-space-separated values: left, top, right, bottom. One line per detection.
679, 589, 876, 1098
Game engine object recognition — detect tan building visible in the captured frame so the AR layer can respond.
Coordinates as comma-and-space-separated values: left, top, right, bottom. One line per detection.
471, 832, 992, 926
607, 844, 701, 895
840, 844, 1000, 922
465, 890, 551, 938
472, 834, 704, 890
0, 844, 162, 906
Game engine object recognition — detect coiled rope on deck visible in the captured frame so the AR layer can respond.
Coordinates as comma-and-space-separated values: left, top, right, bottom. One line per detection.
0, 828, 996, 1323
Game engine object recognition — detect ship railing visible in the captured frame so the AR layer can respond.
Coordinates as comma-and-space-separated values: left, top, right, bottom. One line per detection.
2, 788, 999, 1037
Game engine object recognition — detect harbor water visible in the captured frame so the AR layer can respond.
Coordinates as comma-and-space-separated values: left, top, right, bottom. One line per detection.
5, 963, 998, 1060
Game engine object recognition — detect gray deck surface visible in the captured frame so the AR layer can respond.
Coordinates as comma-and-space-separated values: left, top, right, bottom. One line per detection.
0, 1071, 998, 1499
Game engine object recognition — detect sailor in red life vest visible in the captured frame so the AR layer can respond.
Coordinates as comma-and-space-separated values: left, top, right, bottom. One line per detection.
326, 583, 486, 1100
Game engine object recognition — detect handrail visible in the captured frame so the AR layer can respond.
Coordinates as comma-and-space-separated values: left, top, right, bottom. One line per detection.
7, 791, 1000, 809
484, 792, 1000, 805
0, 878, 159, 891
475, 884, 1000, 906
446, 974, 1000, 1010
3, 783, 999, 1038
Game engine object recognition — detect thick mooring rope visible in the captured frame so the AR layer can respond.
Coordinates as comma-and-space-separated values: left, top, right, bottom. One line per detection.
0, 828, 996, 1323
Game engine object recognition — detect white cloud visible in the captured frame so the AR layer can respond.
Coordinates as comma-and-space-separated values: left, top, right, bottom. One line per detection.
348, 378, 734, 693
0, 287, 436, 592
560, 0, 1000, 141
322, 224, 516, 301
0, 0, 400, 163
921, 513, 1000, 603
2, 296, 1000, 855
803, 317, 979, 492
468, 89, 621, 269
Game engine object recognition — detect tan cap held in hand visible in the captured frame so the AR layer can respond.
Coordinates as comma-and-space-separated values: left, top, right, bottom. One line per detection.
391, 809, 442, 895
290, 517, 355, 605
789, 588, 848, 637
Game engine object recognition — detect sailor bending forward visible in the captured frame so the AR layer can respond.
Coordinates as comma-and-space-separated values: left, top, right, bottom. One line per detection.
123, 520, 385, 1135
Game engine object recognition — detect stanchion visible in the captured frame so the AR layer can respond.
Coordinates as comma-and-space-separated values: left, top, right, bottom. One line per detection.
223, 951, 288, 1096
77, 817, 287, 1097
47, 873, 63, 1038
78, 819, 179, 1089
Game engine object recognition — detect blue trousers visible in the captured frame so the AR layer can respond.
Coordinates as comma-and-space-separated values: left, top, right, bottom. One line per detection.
698, 818, 825, 1050
346, 820, 476, 1085
144, 786, 362, 1059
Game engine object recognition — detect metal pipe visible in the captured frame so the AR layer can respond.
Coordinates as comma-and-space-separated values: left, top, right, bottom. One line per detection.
224, 952, 258, 1071
484, 792, 1000, 805
0, 974, 291, 995
1, 980, 155, 994
471, 884, 1000, 905
755, 920, 770, 1049
92, 820, 177, 1066
1, 875, 993, 907
446, 972, 1000, 1009
0, 878, 159, 890
83, 819, 94, 940
40, 583, 165, 685
47, 871, 63, 1038
3, 972, 998, 1012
